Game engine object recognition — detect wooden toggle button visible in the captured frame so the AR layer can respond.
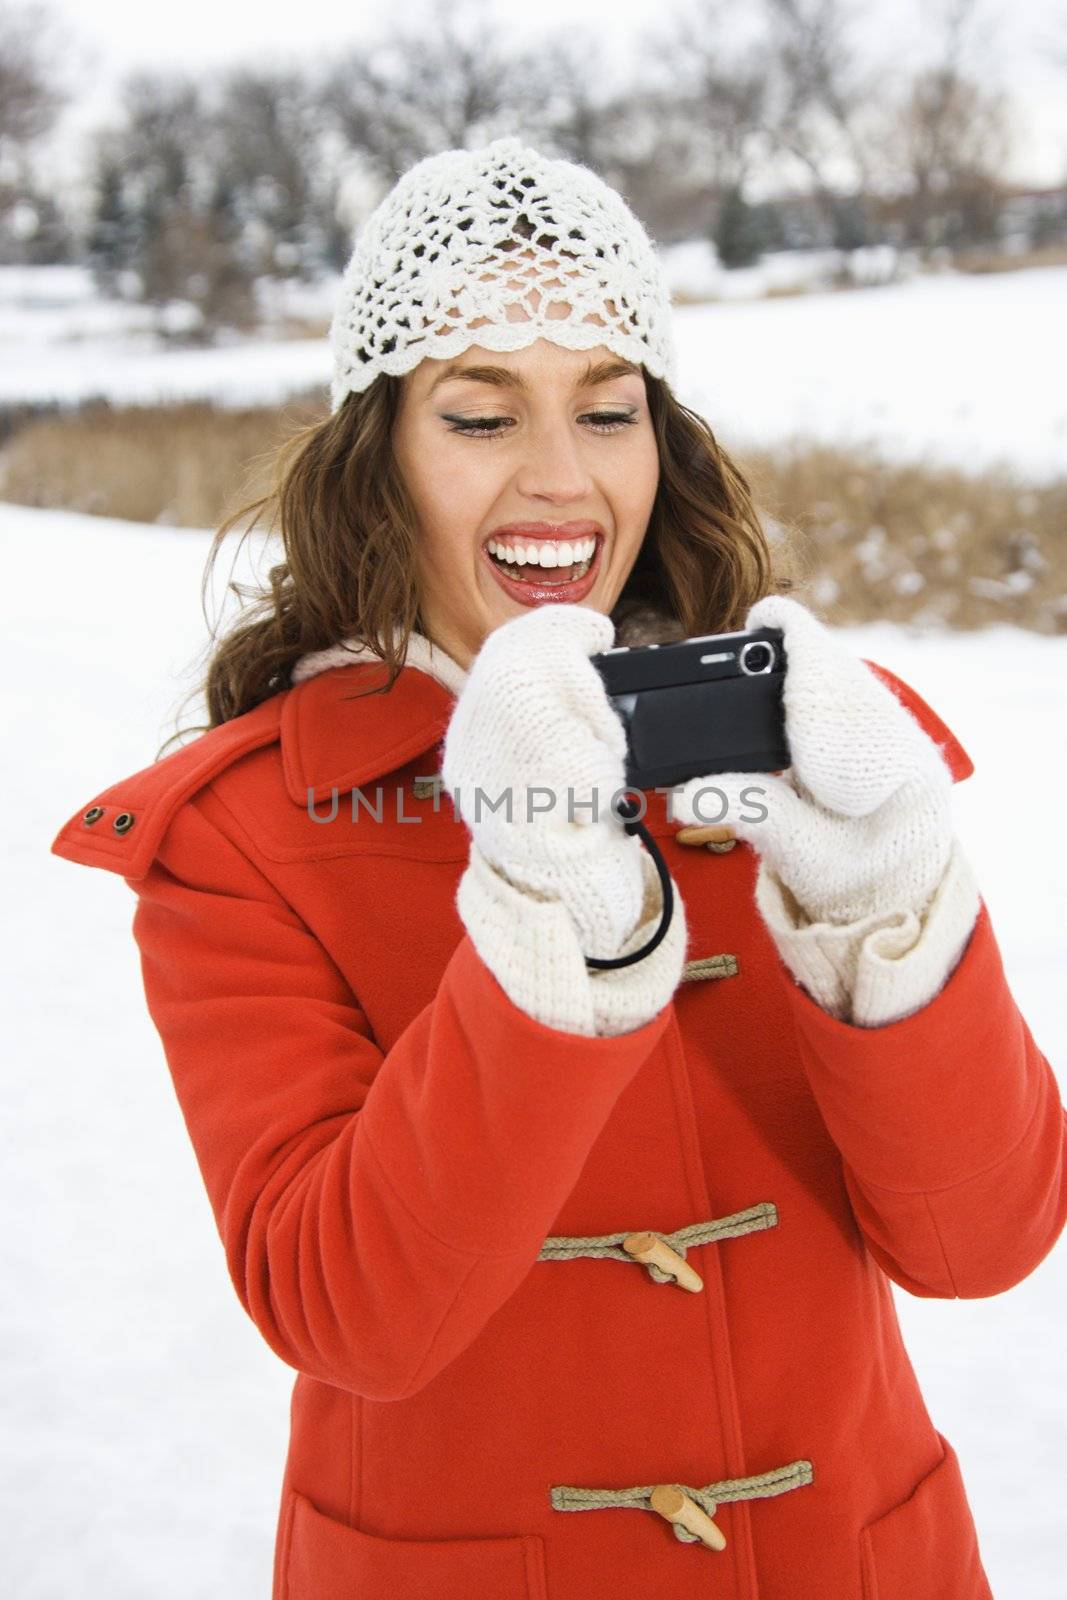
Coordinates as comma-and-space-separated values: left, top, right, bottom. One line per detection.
674, 824, 736, 847
649, 1484, 727, 1551
622, 1232, 704, 1292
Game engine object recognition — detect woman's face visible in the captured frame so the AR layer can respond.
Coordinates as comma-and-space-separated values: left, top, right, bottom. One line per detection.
392, 337, 660, 670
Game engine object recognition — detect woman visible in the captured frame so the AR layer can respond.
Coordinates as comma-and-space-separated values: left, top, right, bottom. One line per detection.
51, 137, 1064, 1599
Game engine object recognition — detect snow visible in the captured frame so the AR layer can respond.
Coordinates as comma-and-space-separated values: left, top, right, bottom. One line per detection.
2, 262, 1065, 479
5, 508, 288, 1599
660, 240, 910, 301
0, 264, 332, 410
4, 498, 1065, 1597
685, 266, 1067, 483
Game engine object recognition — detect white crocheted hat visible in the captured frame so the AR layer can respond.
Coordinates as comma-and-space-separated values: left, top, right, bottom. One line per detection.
329, 136, 678, 410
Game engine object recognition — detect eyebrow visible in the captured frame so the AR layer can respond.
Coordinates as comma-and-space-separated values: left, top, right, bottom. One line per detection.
427, 356, 642, 398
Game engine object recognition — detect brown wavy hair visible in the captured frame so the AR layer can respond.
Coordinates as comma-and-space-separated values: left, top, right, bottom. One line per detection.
162, 367, 791, 753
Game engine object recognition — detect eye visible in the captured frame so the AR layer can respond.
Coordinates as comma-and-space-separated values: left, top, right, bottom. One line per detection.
442, 410, 639, 439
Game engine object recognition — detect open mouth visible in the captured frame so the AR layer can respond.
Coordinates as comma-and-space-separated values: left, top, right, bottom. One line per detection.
483, 533, 599, 586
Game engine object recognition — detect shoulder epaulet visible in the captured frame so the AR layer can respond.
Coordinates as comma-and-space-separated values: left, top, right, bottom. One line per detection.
862, 659, 974, 784
50, 694, 284, 881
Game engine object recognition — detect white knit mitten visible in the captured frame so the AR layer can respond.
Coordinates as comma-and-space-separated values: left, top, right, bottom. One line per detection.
443, 604, 649, 958
670, 594, 980, 1025
442, 603, 687, 1036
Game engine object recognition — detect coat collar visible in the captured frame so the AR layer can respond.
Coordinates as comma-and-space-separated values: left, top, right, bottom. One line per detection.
281, 631, 468, 804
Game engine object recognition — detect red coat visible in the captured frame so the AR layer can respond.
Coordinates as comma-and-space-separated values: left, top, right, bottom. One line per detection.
51, 655, 1066, 1600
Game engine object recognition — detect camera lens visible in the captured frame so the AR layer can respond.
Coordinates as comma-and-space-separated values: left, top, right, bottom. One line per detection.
739, 640, 774, 675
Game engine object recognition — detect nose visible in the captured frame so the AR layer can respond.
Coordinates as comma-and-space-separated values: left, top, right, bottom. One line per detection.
512, 416, 596, 507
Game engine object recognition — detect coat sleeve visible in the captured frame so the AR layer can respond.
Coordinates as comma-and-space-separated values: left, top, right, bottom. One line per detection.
127, 786, 673, 1402
775, 670, 1067, 1299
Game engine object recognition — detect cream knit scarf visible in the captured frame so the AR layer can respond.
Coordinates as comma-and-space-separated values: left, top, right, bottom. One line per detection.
290, 629, 470, 698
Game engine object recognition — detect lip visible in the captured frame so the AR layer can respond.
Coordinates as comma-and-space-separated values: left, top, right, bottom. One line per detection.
481, 528, 605, 607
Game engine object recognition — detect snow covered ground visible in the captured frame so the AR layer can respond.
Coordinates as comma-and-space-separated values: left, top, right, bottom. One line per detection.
662, 238, 908, 301
4, 499, 1066, 1597
2, 261, 1065, 480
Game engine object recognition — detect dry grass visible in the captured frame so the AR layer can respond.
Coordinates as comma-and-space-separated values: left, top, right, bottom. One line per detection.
1, 396, 1063, 632
0, 392, 327, 529
673, 280, 853, 306
951, 243, 1067, 275
745, 443, 1067, 634
266, 315, 332, 340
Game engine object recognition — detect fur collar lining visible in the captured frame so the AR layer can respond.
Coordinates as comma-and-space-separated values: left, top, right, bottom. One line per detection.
291, 630, 469, 698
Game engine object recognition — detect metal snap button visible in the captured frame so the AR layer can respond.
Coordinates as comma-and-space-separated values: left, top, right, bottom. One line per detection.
82, 806, 105, 826
113, 811, 136, 835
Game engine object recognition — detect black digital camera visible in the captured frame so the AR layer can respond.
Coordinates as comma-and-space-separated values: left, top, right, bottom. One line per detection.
589, 626, 790, 790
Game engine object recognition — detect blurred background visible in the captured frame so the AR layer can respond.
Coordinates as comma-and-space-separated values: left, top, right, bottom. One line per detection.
4, 0, 1065, 1596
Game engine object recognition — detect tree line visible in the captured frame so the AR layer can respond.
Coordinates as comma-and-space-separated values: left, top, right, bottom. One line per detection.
2, 0, 1064, 339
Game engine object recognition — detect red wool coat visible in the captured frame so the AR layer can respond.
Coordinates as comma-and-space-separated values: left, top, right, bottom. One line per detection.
51, 655, 1066, 1600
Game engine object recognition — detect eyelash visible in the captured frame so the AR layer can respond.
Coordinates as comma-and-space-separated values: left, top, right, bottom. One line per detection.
443, 411, 638, 439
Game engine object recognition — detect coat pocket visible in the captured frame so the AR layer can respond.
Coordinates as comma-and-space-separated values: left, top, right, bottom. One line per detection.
859, 1432, 993, 1600
285, 1487, 548, 1600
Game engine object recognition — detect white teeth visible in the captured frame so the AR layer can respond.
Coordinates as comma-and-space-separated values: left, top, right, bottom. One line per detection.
486, 535, 597, 569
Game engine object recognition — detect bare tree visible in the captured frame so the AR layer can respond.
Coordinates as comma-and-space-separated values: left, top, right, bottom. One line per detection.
649, 0, 771, 194
607, 0, 777, 252
508, 29, 629, 173
894, 78, 1011, 250
321, 0, 548, 183
0, 0, 64, 165
761, 0, 879, 246
882, 0, 1012, 252
211, 67, 335, 277
0, 0, 70, 260
110, 72, 204, 221
86, 72, 257, 335
142, 200, 258, 338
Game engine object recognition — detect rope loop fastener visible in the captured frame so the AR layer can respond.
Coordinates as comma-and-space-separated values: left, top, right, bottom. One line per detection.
549, 1459, 815, 1550
536, 1203, 779, 1289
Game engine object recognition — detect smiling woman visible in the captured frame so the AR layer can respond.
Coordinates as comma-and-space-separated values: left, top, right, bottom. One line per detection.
188, 146, 777, 729
50, 135, 1063, 1600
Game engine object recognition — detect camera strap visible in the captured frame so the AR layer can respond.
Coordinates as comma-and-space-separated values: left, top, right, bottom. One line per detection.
585, 797, 674, 971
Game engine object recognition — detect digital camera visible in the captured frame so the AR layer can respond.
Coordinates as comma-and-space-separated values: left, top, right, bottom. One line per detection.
589, 626, 790, 790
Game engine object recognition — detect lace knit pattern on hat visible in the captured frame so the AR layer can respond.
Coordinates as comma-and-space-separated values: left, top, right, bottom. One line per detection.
329, 136, 678, 408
